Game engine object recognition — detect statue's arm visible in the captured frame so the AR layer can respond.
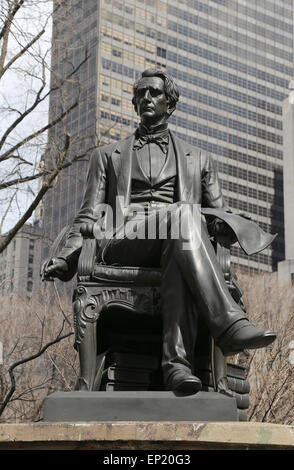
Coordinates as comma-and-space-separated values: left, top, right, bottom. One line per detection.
43, 148, 107, 280
199, 152, 275, 253
200, 151, 228, 210
200, 151, 236, 242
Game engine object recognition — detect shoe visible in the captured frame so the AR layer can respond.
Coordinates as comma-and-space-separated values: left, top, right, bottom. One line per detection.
165, 370, 202, 394
217, 319, 276, 356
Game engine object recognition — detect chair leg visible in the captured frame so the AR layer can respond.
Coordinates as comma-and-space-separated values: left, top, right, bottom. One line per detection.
75, 322, 97, 391
211, 340, 233, 397
93, 351, 107, 391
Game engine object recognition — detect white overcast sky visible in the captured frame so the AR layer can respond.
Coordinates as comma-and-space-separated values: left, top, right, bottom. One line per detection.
0, 1, 53, 233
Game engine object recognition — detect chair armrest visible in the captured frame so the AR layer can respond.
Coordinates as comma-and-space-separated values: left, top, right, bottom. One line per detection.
77, 223, 97, 281
215, 241, 231, 281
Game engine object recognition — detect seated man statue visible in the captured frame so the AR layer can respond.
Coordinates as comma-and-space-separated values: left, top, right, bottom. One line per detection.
43, 68, 276, 394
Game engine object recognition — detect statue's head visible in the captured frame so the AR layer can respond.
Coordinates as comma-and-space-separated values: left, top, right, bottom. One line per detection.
132, 68, 179, 126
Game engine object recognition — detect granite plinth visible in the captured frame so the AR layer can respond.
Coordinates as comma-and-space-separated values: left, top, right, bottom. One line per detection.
0, 421, 294, 450
43, 391, 237, 422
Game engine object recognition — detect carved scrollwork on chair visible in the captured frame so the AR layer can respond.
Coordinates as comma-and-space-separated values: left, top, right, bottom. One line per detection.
73, 282, 162, 349
73, 285, 102, 348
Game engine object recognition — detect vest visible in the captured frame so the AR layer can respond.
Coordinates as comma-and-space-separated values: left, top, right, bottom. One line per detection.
130, 137, 177, 205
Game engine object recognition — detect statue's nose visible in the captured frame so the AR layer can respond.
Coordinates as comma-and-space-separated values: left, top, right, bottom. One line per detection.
143, 89, 152, 101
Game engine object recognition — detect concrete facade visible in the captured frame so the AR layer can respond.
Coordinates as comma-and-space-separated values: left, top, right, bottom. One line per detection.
281, 95, 294, 261
278, 93, 294, 283
0, 224, 43, 297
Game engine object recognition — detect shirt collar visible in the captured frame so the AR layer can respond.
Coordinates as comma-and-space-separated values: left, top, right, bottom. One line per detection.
137, 122, 169, 137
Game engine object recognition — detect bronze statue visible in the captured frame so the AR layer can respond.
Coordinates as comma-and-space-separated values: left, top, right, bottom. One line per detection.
42, 69, 276, 394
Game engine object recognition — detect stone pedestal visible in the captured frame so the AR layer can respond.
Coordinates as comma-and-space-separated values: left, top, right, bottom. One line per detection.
43, 391, 238, 422
0, 421, 293, 450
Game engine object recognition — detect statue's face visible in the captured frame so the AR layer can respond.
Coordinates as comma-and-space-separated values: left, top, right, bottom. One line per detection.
134, 76, 169, 126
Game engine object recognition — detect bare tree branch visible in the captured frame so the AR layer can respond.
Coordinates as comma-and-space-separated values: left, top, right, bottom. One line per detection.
0, 60, 47, 152
0, 171, 43, 191
0, 188, 18, 233
0, 1, 99, 249
0, 330, 73, 416
0, 48, 89, 160
53, 282, 72, 327
235, 271, 294, 424
0, 1, 25, 41
0, 140, 96, 192
0, 100, 77, 164
0, 133, 71, 253
0, 28, 45, 79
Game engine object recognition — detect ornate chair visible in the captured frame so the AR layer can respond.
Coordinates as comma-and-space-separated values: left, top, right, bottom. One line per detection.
70, 221, 249, 420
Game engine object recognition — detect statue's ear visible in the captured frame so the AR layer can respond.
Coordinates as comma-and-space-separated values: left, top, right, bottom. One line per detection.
132, 97, 138, 114
167, 102, 176, 117
165, 96, 175, 116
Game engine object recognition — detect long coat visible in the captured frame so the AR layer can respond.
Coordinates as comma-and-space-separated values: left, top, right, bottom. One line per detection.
57, 131, 275, 266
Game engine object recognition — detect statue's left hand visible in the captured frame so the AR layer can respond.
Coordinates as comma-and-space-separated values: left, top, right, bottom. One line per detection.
41, 257, 69, 281
209, 218, 237, 244
212, 210, 253, 243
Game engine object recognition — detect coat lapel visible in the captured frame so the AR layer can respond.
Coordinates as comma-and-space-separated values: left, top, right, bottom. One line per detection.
170, 131, 195, 201
111, 134, 135, 212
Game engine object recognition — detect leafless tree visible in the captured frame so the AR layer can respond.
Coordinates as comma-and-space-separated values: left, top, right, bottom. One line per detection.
0, 284, 77, 422
230, 271, 294, 425
0, 0, 106, 253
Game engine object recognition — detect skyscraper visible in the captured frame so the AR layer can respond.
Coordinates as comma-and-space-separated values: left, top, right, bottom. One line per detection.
43, 0, 293, 273
278, 88, 294, 283
0, 223, 43, 297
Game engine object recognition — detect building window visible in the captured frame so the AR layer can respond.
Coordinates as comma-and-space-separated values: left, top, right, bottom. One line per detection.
112, 49, 122, 57
111, 97, 120, 106
27, 281, 33, 292
157, 46, 166, 58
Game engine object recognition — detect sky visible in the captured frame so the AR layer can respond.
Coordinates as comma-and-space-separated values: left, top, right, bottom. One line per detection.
0, 1, 53, 234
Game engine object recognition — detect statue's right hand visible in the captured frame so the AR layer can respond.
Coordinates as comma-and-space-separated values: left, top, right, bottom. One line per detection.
41, 257, 69, 281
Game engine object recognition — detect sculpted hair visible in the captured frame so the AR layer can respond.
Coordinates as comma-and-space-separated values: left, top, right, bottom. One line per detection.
132, 68, 180, 115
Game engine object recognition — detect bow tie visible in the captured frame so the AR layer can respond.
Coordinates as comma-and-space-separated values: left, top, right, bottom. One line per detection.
133, 132, 169, 153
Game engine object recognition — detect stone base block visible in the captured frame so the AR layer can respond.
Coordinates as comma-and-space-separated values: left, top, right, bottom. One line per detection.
0, 421, 293, 450
43, 391, 238, 422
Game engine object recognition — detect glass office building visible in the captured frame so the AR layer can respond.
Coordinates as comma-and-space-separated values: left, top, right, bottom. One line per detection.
43, 0, 294, 272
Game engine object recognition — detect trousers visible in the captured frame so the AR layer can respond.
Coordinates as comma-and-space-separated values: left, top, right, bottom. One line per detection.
98, 202, 245, 382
